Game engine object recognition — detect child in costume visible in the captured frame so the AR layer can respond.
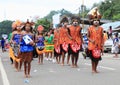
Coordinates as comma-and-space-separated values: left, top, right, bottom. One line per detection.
45, 31, 54, 61
10, 20, 23, 71
87, 10, 104, 73
54, 25, 61, 64
59, 16, 72, 66
35, 26, 45, 64
111, 33, 119, 58
20, 21, 35, 78
68, 16, 83, 68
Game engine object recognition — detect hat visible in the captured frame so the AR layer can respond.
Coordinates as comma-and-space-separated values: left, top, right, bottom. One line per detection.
37, 25, 44, 31
24, 19, 35, 26
88, 7, 102, 20
11, 20, 22, 29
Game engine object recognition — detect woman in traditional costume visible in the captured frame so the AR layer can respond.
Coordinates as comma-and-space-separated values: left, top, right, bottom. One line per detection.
68, 16, 83, 68
10, 20, 23, 71
20, 21, 35, 78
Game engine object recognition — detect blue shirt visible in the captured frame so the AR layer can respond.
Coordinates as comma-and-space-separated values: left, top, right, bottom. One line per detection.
20, 34, 34, 52
36, 37, 44, 47
83, 35, 88, 45
13, 34, 21, 45
1, 39, 5, 47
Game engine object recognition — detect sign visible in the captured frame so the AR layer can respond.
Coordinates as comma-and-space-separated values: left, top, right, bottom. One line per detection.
52, 14, 60, 28
2, 34, 8, 39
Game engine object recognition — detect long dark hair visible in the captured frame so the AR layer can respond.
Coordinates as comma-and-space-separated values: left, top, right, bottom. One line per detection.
22, 23, 33, 33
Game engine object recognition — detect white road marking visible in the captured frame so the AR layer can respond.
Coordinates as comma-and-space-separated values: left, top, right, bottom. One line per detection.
84, 63, 116, 71
0, 57, 10, 85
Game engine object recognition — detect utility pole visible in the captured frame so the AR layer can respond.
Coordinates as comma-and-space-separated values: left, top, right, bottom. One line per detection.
81, 0, 85, 29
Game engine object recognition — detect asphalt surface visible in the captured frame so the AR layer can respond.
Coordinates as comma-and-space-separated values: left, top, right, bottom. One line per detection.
0, 72, 3, 85
0, 49, 120, 85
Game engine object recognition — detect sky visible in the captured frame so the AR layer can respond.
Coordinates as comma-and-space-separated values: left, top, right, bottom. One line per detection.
0, 0, 103, 22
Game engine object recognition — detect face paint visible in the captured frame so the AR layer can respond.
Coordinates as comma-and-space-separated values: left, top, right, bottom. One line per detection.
62, 22, 68, 27
93, 20, 99, 26
73, 21, 78, 26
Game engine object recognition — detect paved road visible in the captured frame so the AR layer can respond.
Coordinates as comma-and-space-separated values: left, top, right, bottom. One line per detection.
0, 49, 120, 85
0, 72, 3, 85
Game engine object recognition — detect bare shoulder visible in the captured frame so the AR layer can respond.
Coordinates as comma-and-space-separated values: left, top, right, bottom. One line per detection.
12, 31, 17, 35
30, 32, 34, 36
21, 30, 26, 35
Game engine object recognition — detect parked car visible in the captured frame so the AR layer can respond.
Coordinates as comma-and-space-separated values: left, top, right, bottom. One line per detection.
104, 39, 113, 52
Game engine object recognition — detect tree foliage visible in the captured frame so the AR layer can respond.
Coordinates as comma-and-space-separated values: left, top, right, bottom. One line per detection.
44, 9, 73, 22
96, 0, 120, 20
35, 9, 73, 31
0, 20, 13, 39
35, 18, 51, 32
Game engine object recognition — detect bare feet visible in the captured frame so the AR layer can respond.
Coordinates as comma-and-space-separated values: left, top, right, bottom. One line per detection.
67, 63, 71, 66
92, 70, 99, 73
61, 63, 64, 66
15, 68, 19, 72
24, 74, 31, 78
74, 65, 78, 68
71, 64, 74, 68
27, 75, 31, 78
92, 70, 96, 73
95, 70, 99, 73
113, 56, 118, 58
24, 74, 27, 78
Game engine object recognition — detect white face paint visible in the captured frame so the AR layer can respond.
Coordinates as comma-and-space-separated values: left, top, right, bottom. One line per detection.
63, 22, 68, 27
93, 20, 99, 26
73, 21, 78, 26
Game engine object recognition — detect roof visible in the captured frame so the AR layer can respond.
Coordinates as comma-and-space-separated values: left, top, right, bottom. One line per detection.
101, 21, 120, 31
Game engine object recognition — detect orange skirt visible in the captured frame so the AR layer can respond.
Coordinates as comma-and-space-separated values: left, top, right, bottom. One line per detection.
9, 47, 20, 62
36, 48, 45, 55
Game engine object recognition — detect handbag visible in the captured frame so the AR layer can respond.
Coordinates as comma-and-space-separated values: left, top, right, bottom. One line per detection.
92, 47, 101, 58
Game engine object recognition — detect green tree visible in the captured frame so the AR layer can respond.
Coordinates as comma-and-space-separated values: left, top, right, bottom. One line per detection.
0, 20, 13, 39
99, 0, 120, 20
35, 9, 73, 31
44, 9, 73, 22
35, 18, 51, 32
